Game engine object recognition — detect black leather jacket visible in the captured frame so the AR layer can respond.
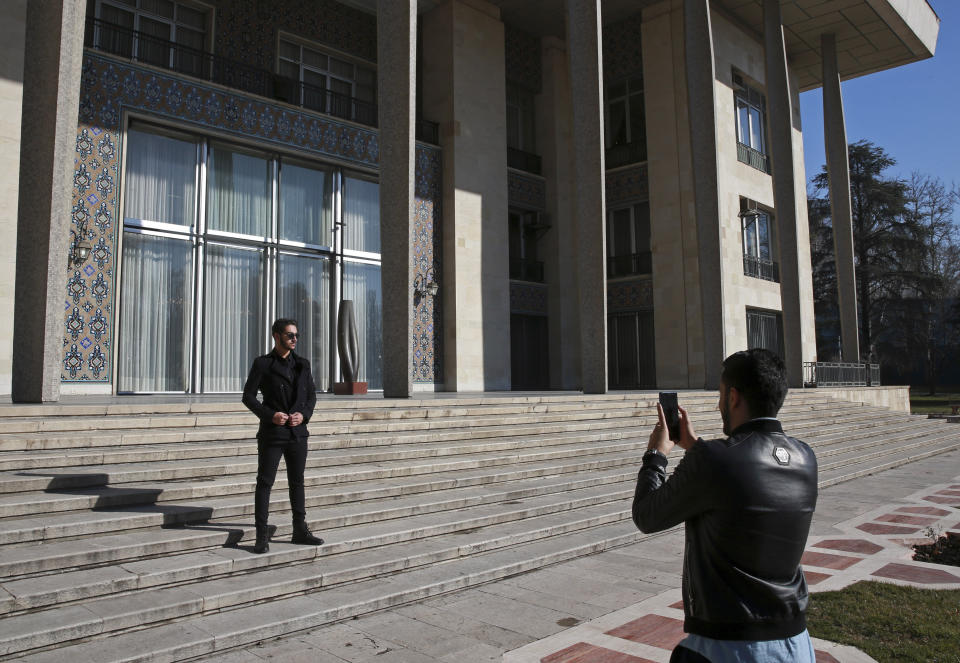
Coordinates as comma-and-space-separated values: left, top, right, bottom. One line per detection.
242, 350, 317, 443
633, 419, 818, 641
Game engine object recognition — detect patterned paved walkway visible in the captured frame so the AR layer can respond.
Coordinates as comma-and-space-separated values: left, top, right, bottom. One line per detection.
502, 477, 960, 663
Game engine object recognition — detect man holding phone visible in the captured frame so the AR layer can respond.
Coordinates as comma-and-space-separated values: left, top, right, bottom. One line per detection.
633, 349, 818, 662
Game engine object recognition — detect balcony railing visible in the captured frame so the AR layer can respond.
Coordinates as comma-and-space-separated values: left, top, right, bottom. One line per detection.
803, 362, 881, 387
507, 147, 542, 175
607, 252, 652, 278
510, 257, 545, 283
605, 140, 646, 169
737, 142, 770, 173
83, 17, 440, 144
743, 255, 779, 283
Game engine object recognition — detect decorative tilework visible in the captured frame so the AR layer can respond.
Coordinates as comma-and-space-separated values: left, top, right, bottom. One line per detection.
605, 164, 648, 206
603, 12, 644, 83
508, 171, 546, 210
413, 147, 443, 384
608, 277, 652, 312
505, 25, 542, 93
510, 282, 548, 316
64, 51, 443, 384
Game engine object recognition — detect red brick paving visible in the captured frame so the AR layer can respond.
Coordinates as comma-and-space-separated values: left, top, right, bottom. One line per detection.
814, 539, 883, 555
804, 571, 832, 585
801, 551, 861, 570
541, 642, 656, 663
669, 600, 685, 610
895, 506, 951, 516
856, 522, 920, 535
815, 651, 841, 663
923, 495, 960, 505
876, 513, 938, 526
935, 489, 960, 497
605, 614, 687, 650
871, 562, 960, 584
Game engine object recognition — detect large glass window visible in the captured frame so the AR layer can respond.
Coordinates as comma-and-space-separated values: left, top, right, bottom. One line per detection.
506, 83, 536, 153
508, 209, 544, 283
740, 199, 778, 282
607, 311, 656, 388
277, 36, 377, 125
733, 73, 769, 172
747, 309, 784, 359
606, 202, 651, 278
605, 76, 646, 167
117, 123, 381, 393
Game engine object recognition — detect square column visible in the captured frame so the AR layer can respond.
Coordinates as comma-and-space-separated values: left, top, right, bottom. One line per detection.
12, 0, 86, 402
821, 33, 860, 363
421, 0, 510, 391
763, 0, 804, 387
683, 0, 725, 389
377, 0, 417, 398
565, 0, 607, 394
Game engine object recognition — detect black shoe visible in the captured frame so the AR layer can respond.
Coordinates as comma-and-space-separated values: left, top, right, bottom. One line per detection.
291, 522, 323, 546
253, 526, 270, 554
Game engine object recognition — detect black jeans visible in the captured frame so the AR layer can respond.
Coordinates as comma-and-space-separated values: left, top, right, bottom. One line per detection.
255, 438, 308, 528
670, 645, 711, 663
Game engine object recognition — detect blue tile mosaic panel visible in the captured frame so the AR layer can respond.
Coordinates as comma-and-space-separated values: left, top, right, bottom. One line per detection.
65, 51, 442, 385
608, 276, 653, 312
603, 12, 644, 83
508, 171, 546, 210
605, 163, 648, 205
505, 25, 542, 93
510, 282, 548, 316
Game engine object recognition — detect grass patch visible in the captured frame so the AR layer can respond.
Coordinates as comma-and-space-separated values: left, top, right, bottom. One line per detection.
909, 388, 960, 415
807, 581, 960, 662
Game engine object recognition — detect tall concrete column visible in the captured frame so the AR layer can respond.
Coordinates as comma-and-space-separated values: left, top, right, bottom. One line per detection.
763, 0, 803, 387
821, 33, 860, 363
565, 0, 607, 394
421, 0, 510, 391
683, 0, 725, 389
539, 36, 580, 390
11, 0, 86, 403
377, 0, 416, 398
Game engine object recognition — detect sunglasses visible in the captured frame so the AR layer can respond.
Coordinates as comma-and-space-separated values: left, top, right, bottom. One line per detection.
283, 332, 300, 340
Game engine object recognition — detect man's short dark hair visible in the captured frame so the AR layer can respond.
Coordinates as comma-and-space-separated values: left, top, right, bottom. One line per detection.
721, 349, 788, 418
271, 318, 299, 336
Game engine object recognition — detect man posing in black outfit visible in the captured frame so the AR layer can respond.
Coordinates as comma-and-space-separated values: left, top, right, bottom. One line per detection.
633, 349, 818, 662
242, 318, 323, 554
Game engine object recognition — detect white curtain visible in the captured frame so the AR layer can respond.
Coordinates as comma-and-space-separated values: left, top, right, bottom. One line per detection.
207, 147, 270, 236
124, 129, 196, 226
279, 162, 331, 246
203, 244, 265, 392
343, 176, 379, 253
342, 261, 382, 389
278, 253, 331, 390
118, 232, 194, 392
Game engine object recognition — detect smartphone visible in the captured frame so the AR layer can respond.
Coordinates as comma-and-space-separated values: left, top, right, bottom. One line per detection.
659, 392, 681, 442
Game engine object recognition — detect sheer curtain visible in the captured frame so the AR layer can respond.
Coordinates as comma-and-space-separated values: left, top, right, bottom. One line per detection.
118, 233, 194, 392
278, 253, 331, 391
343, 176, 379, 253
207, 146, 270, 236
279, 162, 331, 246
124, 129, 196, 226
203, 244, 265, 392
342, 261, 382, 389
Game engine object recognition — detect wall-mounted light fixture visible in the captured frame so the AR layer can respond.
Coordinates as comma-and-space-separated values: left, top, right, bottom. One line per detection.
69, 219, 93, 268
738, 207, 763, 219
414, 269, 439, 303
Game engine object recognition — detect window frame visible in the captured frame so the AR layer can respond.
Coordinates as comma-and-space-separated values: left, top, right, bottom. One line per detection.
93, 0, 212, 67
733, 72, 767, 156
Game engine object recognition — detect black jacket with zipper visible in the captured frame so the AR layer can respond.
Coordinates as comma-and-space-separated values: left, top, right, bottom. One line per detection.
241, 350, 317, 444
632, 418, 818, 641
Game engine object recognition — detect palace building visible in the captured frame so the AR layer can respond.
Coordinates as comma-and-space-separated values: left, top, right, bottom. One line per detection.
0, 0, 940, 401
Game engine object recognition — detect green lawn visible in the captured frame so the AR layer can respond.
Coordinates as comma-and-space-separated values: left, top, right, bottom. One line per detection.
807, 581, 960, 662
909, 388, 960, 415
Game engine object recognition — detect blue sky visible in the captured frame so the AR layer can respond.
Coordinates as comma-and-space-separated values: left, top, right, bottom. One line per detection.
799, 0, 958, 191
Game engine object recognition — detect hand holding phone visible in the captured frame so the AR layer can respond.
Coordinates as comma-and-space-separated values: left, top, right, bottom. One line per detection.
659, 392, 681, 442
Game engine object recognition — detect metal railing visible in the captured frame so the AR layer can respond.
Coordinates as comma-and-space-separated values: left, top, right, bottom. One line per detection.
83, 17, 440, 144
509, 257, 545, 283
737, 142, 770, 173
607, 252, 652, 278
605, 140, 647, 169
507, 147, 542, 175
743, 255, 780, 282
803, 362, 881, 387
